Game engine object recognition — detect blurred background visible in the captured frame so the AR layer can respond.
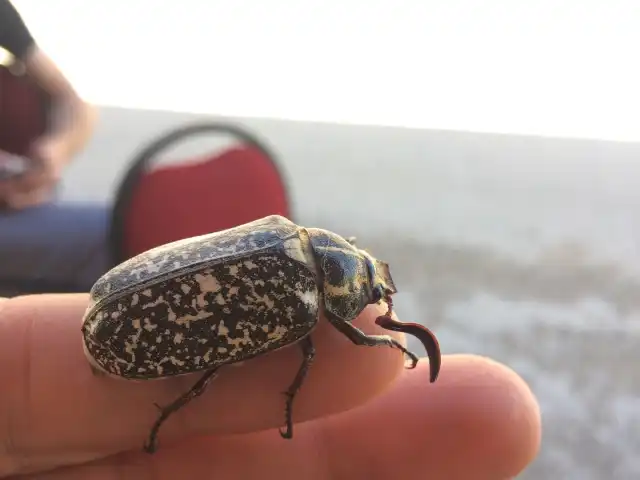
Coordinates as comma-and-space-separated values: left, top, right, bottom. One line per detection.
7, 1, 640, 478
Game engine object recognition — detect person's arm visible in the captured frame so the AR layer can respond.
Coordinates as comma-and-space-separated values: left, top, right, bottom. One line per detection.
22, 48, 98, 164
0, 0, 34, 60
0, 0, 97, 165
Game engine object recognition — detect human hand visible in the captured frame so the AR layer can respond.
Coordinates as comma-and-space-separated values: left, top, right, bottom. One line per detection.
0, 139, 65, 210
0, 294, 540, 479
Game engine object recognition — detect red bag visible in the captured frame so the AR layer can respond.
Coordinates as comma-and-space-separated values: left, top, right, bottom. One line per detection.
0, 62, 50, 156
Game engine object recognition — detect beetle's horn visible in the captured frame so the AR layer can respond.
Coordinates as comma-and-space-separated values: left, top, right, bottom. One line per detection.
375, 315, 442, 383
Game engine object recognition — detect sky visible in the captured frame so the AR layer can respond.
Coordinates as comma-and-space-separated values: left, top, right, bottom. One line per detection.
13, 0, 640, 142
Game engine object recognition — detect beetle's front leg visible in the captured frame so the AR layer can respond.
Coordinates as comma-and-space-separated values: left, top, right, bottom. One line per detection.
326, 314, 419, 368
280, 336, 316, 439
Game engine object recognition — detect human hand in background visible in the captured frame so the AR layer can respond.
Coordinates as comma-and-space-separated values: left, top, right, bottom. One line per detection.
0, 294, 541, 479
0, 44, 97, 212
0, 140, 64, 210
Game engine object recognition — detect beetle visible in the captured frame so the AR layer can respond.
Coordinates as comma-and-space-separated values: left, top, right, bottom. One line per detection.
81, 214, 441, 453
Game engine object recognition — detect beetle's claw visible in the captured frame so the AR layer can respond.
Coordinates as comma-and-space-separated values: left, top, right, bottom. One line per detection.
279, 427, 293, 439
406, 359, 419, 370
143, 439, 157, 454
405, 352, 420, 369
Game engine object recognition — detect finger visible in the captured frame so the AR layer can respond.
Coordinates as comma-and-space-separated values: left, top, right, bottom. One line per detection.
11, 169, 48, 192
28, 355, 540, 480
11, 169, 44, 191
3, 186, 51, 210
0, 182, 15, 197
0, 293, 412, 476
322, 355, 541, 479
4, 193, 44, 210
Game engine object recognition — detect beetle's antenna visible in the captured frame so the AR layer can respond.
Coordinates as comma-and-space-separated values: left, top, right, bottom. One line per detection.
375, 296, 441, 383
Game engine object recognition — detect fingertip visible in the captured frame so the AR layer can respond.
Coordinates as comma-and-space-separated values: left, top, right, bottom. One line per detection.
405, 354, 542, 478
473, 355, 542, 473
321, 354, 541, 480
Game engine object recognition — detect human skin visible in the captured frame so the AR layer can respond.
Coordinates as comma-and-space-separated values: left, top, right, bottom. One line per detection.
0, 294, 541, 479
21, 47, 97, 166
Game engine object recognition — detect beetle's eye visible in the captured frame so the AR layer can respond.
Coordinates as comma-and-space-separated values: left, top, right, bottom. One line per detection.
365, 259, 376, 283
372, 285, 384, 302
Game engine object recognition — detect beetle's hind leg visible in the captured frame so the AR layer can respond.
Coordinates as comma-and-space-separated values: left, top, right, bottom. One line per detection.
280, 336, 316, 439
144, 368, 219, 454
326, 315, 420, 368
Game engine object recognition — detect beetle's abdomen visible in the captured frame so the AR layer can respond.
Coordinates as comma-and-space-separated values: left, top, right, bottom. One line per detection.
89, 215, 300, 300
82, 249, 320, 379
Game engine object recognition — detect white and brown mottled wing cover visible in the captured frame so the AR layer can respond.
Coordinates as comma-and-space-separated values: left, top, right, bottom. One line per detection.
81, 215, 322, 379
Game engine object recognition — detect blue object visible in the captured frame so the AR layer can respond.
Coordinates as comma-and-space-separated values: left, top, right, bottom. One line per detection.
0, 202, 109, 295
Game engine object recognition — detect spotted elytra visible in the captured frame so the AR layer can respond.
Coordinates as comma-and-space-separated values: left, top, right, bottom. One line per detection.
81, 214, 441, 453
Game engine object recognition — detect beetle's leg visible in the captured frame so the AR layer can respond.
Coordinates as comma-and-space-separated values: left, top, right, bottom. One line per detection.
326, 315, 420, 368
280, 336, 315, 439
144, 368, 219, 454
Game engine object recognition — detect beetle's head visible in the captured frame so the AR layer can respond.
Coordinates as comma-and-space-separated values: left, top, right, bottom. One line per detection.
361, 250, 397, 307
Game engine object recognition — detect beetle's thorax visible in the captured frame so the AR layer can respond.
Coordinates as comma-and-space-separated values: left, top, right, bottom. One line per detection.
306, 228, 390, 322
